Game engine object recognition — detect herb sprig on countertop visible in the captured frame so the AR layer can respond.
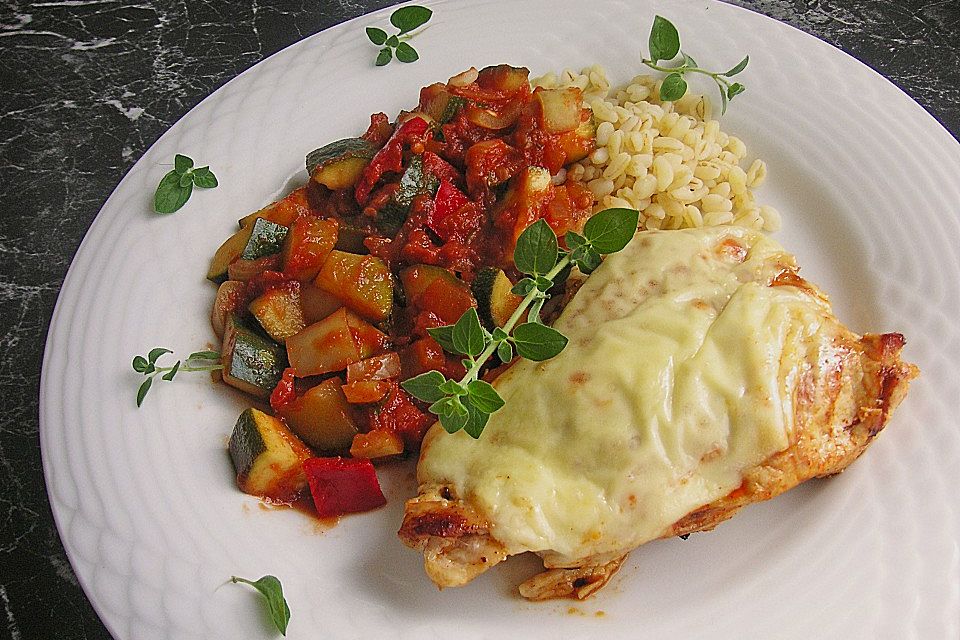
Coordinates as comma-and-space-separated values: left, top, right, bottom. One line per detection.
230, 575, 291, 636
641, 15, 749, 114
154, 154, 218, 214
132, 348, 222, 407
401, 208, 639, 439
366, 5, 432, 66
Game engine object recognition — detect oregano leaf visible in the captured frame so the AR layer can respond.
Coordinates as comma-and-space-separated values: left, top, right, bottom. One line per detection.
230, 575, 290, 636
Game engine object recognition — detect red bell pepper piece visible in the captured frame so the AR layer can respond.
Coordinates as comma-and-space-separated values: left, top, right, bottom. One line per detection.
304, 457, 387, 518
355, 116, 431, 205
431, 179, 469, 224
269, 367, 297, 413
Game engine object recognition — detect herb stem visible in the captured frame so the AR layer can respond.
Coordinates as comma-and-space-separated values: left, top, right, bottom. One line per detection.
157, 363, 224, 373
456, 253, 572, 387
641, 59, 732, 87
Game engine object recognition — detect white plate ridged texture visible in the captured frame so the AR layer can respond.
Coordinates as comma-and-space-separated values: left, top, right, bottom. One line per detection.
40, 1, 960, 638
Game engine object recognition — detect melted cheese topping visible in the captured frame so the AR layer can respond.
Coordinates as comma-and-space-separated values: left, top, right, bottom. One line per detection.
418, 226, 835, 565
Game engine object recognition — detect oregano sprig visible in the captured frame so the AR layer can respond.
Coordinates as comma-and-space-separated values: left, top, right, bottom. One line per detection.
230, 575, 291, 636
154, 154, 218, 214
641, 15, 749, 114
366, 5, 432, 66
132, 348, 222, 407
401, 207, 639, 439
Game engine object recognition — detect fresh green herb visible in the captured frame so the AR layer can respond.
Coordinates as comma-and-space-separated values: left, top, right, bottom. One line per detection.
402, 208, 639, 439
366, 5, 432, 66
230, 575, 291, 636
132, 348, 222, 407
154, 154, 219, 214
641, 15, 749, 114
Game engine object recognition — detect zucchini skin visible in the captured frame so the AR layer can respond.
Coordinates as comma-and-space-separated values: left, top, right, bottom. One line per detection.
207, 226, 253, 284
241, 218, 289, 261
377, 154, 439, 234
222, 315, 288, 398
472, 267, 522, 328
307, 138, 378, 191
306, 138, 377, 175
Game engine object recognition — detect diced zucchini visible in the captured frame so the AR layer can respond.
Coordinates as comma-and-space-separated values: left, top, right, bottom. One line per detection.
493, 166, 554, 246
221, 315, 287, 399
377, 154, 440, 234
285, 307, 361, 377
307, 138, 378, 191
344, 309, 390, 358
241, 218, 289, 261
277, 378, 358, 451
333, 222, 369, 254
399, 264, 462, 301
476, 64, 530, 93
419, 83, 465, 125
400, 264, 476, 325
472, 268, 523, 328
249, 283, 306, 343
300, 283, 342, 324
350, 429, 405, 460
280, 216, 338, 282
228, 407, 311, 502
212, 280, 248, 339
238, 187, 311, 229
208, 226, 253, 284
315, 250, 393, 322
227, 254, 281, 282
535, 87, 583, 133
558, 116, 596, 164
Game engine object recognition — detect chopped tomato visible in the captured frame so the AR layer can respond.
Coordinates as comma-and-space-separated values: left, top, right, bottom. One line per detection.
269, 368, 298, 413
361, 112, 393, 146
367, 383, 434, 450
465, 139, 525, 197
355, 116, 431, 205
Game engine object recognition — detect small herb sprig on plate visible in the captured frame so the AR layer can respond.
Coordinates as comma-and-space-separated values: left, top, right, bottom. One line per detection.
230, 575, 291, 636
641, 15, 749, 114
154, 154, 218, 214
132, 348, 222, 407
401, 208, 639, 439
366, 5, 432, 66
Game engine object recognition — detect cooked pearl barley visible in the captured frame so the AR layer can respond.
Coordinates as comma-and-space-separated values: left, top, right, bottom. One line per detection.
587, 178, 615, 198
728, 165, 748, 195
653, 156, 674, 192
603, 152, 632, 179
532, 65, 775, 231
684, 205, 704, 227
746, 159, 767, 187
760, 205, 782, 232
695, 162, 722, 182
596, 121, 615, 146
590, 147, 609, 165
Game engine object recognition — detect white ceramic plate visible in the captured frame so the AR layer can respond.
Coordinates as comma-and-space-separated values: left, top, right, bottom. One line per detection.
41, 1, 960, 638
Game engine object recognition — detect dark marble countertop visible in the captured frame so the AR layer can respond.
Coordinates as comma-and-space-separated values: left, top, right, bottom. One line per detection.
1, 1, 957, 638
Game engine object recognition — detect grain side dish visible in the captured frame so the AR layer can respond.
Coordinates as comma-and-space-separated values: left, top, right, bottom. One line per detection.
534, 66, 780, 232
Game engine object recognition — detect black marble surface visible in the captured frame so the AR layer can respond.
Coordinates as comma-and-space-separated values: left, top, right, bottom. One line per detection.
0, 0, 957, 638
